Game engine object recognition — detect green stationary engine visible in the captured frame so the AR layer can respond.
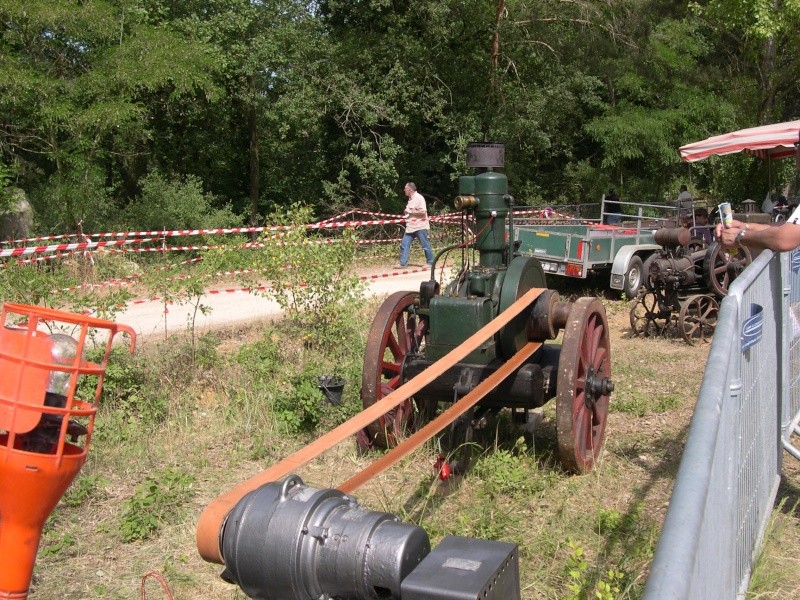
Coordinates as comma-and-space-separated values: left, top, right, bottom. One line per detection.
357, 143, 614, 475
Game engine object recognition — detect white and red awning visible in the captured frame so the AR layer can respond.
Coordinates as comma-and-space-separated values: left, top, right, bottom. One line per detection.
679, 120, 800, 162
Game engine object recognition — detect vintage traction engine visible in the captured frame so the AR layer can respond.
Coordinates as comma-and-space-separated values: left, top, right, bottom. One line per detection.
630, 227, 751, 343
196, 143, 615, 599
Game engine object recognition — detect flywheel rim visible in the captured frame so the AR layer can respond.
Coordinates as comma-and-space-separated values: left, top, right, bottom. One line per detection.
703, 241, 752, 298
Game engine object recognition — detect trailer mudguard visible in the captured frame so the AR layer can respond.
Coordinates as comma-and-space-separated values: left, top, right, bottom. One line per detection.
609, 244, 660, 290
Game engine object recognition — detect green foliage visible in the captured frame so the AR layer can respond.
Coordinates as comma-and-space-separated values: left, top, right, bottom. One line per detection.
565, 539, 590, 600
40, 532, 76, 558
83, 346, 171, 434
258, 203, 366, 349
747, 498, 800, 597
0, 263, 71, 307
458, 509, 514, 541
0, 259, 131, 317
235, 332, 283, 384
564, 540, 624, 600
119, 468, 195, 543
472, 441, 530, 499
596, 569, 624, 600
2, 0, 798, 228
273, 372, 325, 434
62, 473, 109, 508
121, 172, 240, 231
0, 162, 13, 213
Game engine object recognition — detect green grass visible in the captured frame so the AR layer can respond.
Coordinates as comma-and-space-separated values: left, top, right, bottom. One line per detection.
22, 290, 799, 600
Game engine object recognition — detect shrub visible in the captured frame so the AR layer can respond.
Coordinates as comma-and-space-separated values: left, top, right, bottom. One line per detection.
257, 203, 365, 350
120, 171, 241, 231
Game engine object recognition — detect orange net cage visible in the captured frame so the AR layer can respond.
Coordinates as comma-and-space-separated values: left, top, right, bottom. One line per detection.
0, 303, 135, 599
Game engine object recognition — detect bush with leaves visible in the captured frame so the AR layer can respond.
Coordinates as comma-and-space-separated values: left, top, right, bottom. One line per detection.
273, 373, 325, 434
120, 171, 241, 231
257, 203, 365, 349
0, 260, 131, 319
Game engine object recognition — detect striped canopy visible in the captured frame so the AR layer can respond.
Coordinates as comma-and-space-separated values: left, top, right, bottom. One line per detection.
679, 120, 800, 163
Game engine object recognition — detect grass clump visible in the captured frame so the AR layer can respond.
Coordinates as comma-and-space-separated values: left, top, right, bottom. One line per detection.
119, 468, 196, 543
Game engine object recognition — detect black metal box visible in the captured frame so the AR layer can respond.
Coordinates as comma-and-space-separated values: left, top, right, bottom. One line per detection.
400, 535, 521, 600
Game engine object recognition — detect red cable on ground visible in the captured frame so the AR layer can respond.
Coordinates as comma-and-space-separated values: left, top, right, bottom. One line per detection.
140, 571, 174, 600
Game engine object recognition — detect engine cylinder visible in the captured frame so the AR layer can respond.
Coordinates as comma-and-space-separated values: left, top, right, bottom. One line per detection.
649, 256, 698, 286
654, 227, 691, 248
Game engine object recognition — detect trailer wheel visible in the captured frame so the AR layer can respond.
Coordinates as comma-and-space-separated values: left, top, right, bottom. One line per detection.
357, 291, 432, 451
622, 256, 644, 299
642, 254, 657, 291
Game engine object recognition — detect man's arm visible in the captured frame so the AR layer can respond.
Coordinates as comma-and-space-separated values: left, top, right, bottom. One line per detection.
715, 219, 800, 252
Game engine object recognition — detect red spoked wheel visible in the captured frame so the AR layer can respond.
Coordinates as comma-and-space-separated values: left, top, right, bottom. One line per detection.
357, 291, 430, 451
556, 297, 614, 474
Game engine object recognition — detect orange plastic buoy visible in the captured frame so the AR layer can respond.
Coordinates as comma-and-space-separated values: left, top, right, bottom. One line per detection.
0, 303, 135, 599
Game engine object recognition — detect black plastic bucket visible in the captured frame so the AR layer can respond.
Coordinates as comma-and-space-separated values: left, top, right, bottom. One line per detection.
318, 375, 345, 406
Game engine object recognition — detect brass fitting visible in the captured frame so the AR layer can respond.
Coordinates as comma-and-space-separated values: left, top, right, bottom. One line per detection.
454, 195, 479, 210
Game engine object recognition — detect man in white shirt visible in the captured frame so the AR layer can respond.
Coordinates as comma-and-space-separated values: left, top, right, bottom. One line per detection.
399, 182, 434, 268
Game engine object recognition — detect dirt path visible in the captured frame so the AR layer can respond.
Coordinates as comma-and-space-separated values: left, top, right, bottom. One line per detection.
116, 264, 446, 341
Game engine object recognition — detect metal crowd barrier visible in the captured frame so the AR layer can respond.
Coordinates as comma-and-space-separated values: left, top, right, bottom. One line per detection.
643, 248, 800, 598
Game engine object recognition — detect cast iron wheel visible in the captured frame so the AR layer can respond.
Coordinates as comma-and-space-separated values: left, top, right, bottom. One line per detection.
629, 291, 673, 337
623, 256, 644, 299
702, 242, 752, 298
556, 297, 613, 474
357, 291, 431, 451
679, 294, 719, 345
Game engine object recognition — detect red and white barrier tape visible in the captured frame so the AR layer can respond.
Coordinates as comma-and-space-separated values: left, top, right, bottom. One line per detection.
123, 265, 432, 305
0, 237, 159, 258
0, 216, 406, 245
1, 215, 467, 257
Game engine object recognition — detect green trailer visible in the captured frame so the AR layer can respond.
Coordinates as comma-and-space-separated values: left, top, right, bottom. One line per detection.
514, 222, 661, 298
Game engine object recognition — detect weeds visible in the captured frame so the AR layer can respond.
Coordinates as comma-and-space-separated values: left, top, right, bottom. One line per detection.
565, 539, 625, 600
273, 374, 325, 434
40, 532, 76, 558
62, 473, 109, 508
119, 468, 195, 543
565, 539, 589, 600
746, 497, 800, 599
255, 203, 366, 351
473, 439, 533, 499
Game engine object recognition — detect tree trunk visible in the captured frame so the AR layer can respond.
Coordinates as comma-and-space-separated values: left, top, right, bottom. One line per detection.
247, 75, 260, 228
490, 0, 506, 71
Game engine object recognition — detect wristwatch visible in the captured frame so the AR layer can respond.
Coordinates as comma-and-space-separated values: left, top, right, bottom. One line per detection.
735, 229, 746, 245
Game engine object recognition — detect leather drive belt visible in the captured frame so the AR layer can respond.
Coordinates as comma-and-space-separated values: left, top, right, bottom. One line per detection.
197, 286, 546, 564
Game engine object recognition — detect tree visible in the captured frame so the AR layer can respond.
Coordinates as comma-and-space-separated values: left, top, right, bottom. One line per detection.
0, 0, 218, 232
